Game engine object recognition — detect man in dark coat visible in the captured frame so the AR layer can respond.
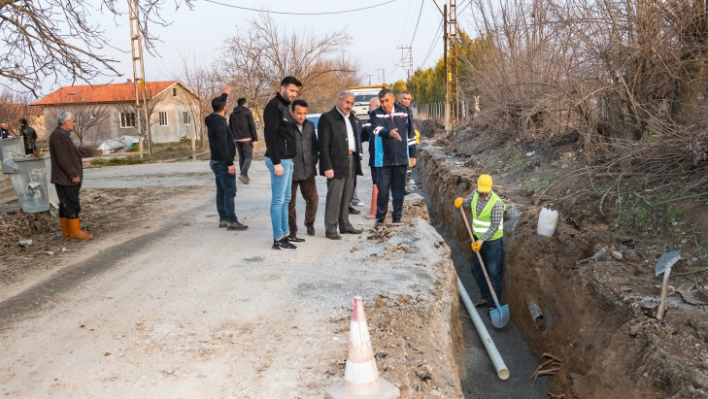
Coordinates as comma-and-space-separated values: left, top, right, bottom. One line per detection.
49, 112, 93, 241
20, 119, 37, 155
288, 99, 319, 239
318, 90, 364, 240
207, 86, 248, 231
0, 121, 10, 139
229, 98, 259, 185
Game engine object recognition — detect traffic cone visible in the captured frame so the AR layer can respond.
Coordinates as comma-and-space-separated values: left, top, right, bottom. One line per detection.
325, 296, 400, 399
365, 185, 378, 220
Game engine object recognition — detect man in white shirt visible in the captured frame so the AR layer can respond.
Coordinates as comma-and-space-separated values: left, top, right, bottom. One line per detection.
317, 91, 364, 240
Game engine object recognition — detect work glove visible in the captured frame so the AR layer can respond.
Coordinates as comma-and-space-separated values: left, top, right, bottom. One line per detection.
471, 241, 483, 252
454, 197, 463, 208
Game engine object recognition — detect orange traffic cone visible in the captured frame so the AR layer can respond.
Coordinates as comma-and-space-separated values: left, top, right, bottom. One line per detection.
325, 296, 400, 399
365, 185, 378, 220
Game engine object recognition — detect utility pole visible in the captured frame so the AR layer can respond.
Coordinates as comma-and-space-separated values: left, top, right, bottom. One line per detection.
443, 4, 451, 131
397, 45, 413, 83
450, 0, 459, 123
367, 74, 373, 85
376, 68, 386, 85
127, 0, 152, 158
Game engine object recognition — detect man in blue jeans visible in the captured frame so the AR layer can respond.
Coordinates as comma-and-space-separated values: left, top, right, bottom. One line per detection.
206, 86, 248, 231
263, 76, 303, 250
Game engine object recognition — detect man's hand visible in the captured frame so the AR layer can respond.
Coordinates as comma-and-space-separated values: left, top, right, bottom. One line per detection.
222, 85, 231, 96
471, 240, 484, 252
409, 158, 417, 167
274, 164, 284, 176
71, 176, 81, 184
389, 128, 402, 141
324, 169, 334, 179
228, 165, 236, 175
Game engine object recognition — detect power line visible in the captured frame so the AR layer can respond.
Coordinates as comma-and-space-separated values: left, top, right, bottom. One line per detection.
202, 0, 400, 15
421, 20, 443, 67
408, 0, 425, 48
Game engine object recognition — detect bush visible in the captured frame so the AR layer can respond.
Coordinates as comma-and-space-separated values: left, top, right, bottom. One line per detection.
78, 145, 97, 158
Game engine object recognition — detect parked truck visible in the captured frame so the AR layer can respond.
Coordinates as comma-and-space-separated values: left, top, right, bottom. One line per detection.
348, 85, 387, 123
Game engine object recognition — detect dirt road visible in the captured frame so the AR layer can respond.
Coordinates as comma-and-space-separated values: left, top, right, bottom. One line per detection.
0, 161, 464, 398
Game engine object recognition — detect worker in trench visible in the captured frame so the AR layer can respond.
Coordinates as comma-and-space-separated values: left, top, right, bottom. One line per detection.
455, 174, 507, 310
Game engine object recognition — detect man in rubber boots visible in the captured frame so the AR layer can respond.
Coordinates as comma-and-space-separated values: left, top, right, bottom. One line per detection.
455, 174, 506, 310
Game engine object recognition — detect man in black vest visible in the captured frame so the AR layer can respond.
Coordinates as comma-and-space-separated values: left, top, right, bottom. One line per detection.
318, 90, 363, 240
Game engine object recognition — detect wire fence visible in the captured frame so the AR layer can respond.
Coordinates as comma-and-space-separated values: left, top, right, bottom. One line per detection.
413, 96, 479, 122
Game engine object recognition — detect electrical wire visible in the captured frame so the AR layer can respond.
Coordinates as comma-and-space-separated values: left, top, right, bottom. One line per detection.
408, 0, 426, 48
202, 0, 399, 15
420, 19, 443, 67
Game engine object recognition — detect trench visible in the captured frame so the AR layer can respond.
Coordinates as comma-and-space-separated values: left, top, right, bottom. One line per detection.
413, 169, 548, 398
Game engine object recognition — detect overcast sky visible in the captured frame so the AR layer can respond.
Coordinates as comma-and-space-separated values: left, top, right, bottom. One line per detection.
40, 0, 461, 93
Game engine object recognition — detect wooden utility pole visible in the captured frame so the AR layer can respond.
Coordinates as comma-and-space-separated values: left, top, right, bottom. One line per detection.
127, 0, 152, 158
444, 4, 451, 131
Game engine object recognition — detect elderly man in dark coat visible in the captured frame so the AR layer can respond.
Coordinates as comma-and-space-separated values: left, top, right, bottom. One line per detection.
49, 111, 93, 241
318, 90, 364, 240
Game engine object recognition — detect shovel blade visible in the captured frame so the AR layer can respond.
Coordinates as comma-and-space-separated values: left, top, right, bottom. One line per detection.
490, 304, 510, 328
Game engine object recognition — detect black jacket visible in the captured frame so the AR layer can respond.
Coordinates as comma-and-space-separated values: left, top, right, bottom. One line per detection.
369, 103, 416, 167
292, 120, 319, 181
229, 105, 259, 141
361, 112, 376, 167
206, 99, 235, 166
317, 106, 363, 178
20, 125, 37, 150
263, 93, 296, 164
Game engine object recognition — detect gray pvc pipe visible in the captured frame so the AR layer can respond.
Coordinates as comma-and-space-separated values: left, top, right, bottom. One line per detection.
457, 277, 510, 380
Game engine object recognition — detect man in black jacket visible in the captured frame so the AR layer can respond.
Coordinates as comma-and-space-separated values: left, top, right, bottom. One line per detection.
207, 86, 248, 231
19, 119, 37, 155
318, 90, 364, 240
229, 98, 259, 185
288, 99, 319, 239
263, 76, 302, 250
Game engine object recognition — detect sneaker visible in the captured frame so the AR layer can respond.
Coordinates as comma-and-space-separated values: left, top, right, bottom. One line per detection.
238, 175, 250, 185
219, 220, 227, 228
273, 239, 297, 250
306, 226, 315, 236
227, 221, 249, 231
351, 199, 365, 207
348, 206, 361, 215
285, 234, 306, 243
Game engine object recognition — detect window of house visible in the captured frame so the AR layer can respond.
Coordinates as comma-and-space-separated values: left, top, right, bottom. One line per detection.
183, 112, 191, 125
120, 112, 136, 128
159, 111, 168, 126
173, 88, 177, 96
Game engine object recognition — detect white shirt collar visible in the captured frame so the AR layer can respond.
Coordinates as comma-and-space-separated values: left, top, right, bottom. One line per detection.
335, 106, 349, 119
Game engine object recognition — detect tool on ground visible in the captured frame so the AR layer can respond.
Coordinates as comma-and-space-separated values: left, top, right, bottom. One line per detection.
457, 277, 510, 380
325, 296, 400, 399
655, 251, 681, 320
457, 205, 510, 328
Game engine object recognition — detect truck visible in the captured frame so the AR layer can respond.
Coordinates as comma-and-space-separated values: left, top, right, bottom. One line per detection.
348, 85, 387, 123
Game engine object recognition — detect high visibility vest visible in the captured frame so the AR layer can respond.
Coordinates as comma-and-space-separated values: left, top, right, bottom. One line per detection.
471, 191, 506, 241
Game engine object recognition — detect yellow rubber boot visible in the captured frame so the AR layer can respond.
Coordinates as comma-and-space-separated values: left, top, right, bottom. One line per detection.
60, 217, 70, 238
68, 218, 94, 241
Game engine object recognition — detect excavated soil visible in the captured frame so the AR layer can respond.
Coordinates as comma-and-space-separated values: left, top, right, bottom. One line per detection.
417, 122, 708, 399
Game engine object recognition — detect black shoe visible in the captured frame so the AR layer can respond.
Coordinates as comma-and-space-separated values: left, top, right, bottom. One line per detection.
348, 206, 361, 215
474, 299, 488, 309
326, 233, 342, 240
404, 188, 413, 195
219, 220, 227, 228
227, 221, 248, 231
391, 218, 402, 225
374, 219, 385, 227
238, 175, 250, 185
306, 226, 315, 236
341, 227, 363, 234
273, 239, 297, 250
285, 234, 306, 243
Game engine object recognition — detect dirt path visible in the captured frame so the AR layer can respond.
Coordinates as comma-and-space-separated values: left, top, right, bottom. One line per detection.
0, 161, 464, 398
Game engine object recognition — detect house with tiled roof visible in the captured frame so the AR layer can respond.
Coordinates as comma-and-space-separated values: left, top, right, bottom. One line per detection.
33, 80, 200, 145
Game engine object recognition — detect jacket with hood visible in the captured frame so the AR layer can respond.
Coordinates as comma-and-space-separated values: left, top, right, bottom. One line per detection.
263, 92, 297, 164
229, 105, 259, 141
291, 119, 319, 181
370, 103, 416, 167
206, 95, 236, 166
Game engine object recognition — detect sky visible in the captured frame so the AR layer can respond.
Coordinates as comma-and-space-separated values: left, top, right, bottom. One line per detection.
35, 0, 461, 94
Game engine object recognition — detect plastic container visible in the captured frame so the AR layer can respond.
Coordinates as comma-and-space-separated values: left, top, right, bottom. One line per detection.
537, 208, 559, 237
0, 137, 25, 174
7, 153, 58, 213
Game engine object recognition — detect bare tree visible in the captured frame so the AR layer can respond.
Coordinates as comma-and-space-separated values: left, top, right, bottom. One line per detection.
176, 53, 223, 149
52, 104, 109, 146
0, 0, 193, 95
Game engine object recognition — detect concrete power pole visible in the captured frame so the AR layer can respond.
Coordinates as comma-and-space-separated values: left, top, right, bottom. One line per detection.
397, 45, 413, 83
127, 0, 152, 158
450, 0, 459, 123
376, 69, 386, 85
444, 4, 451, 131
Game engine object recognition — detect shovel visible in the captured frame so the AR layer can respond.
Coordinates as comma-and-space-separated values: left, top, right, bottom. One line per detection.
458, 206, 510, 328
655, 251, 681, 320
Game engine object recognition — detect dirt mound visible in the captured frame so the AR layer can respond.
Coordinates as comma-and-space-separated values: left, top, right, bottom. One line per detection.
418, 143, 708, 399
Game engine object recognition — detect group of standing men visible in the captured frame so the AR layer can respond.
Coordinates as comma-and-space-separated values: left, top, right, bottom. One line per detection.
206, 76, 418, 251
1, 119, 38, 155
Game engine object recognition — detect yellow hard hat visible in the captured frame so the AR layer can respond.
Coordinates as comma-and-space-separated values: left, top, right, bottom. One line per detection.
477, 174, 493, 193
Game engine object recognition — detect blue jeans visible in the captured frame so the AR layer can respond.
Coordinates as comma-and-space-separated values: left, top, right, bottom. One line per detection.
265, 157, 294, 239
471, 238, 504, 307
211, 161, 238, 223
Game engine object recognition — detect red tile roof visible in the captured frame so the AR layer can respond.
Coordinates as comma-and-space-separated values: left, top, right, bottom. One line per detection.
33, 81, 178, 106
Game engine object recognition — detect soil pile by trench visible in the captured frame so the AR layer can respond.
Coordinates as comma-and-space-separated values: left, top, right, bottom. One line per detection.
416, 121, 708, 399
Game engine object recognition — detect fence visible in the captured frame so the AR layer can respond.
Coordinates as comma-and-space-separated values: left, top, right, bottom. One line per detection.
413, 96, 480, 123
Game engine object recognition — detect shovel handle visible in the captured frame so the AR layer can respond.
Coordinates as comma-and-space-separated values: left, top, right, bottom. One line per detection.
458, 206, 501, 305
657, 268, 672, 320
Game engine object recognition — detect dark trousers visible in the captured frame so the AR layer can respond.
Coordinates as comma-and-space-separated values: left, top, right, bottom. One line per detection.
370, 166, 379, 186
289, 176, 319, 235
375, 165, 407, 221
56, 183, 81, 218
471, 238, 505, 307
235, 141, 253, 177
211, 161, 238, 223
325, 155, 355, 234
25, 148, 33, 155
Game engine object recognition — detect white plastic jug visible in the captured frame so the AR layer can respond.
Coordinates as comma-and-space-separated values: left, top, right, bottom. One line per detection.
537, 208, 559, 237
